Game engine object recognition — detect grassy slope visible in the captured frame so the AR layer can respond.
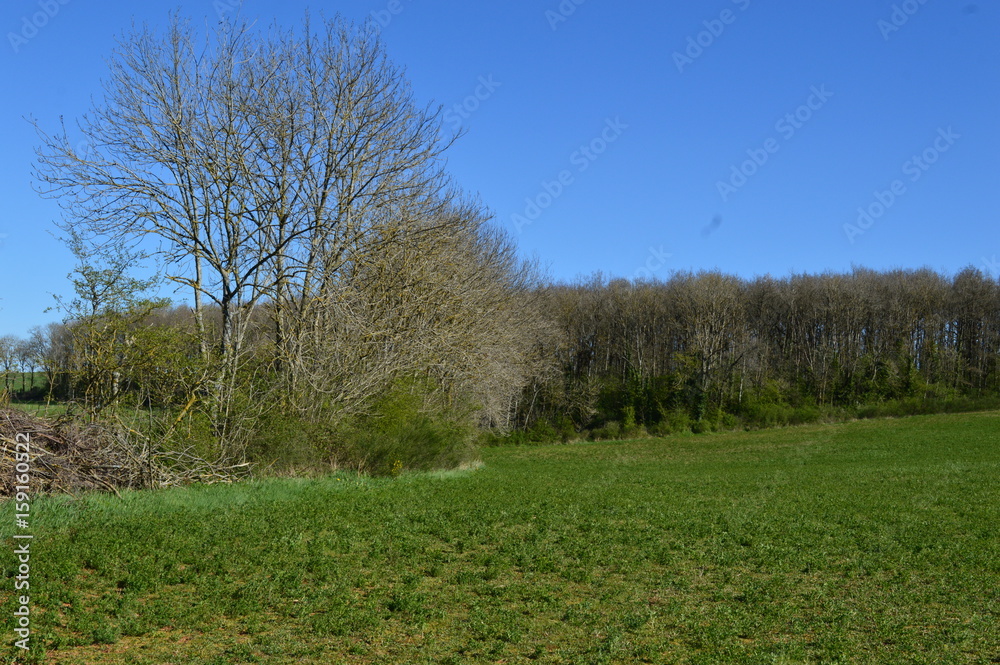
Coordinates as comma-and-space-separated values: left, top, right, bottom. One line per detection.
1, 413, 998, 664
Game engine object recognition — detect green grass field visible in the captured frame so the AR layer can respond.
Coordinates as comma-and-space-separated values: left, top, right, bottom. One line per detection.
2, 413, 998, 664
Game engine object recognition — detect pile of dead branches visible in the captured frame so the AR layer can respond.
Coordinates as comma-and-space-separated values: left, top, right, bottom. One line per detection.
0, 408, 251, 497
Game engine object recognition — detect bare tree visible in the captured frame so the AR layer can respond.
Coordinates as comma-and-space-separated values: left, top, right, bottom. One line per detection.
33, 12, 462, 450
14, 338, 36, 395
0, 336, 18, 395
282, 199, 556, 431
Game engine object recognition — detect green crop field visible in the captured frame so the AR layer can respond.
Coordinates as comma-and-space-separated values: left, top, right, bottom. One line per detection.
2, 412, 998, 664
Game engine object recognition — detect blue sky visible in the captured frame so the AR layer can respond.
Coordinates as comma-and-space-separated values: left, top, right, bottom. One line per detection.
1, 0, 998, 337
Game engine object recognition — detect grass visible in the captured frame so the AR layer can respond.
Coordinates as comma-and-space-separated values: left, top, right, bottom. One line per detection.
1, 412, 998, 663
2, 373, 46, 395
5, 372, 66, 419
6, 402, 67, 419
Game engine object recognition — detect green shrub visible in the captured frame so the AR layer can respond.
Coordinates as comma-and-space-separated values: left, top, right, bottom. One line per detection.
788, 405, 821, 425
622, 423, 648, 440
558, 417, 578, 443
589, 420, 622, 441
245, 412, 328, 473
652, 409, 691, 436
622, 405, 637, 431
690, 419, 710, 434
526, 419, 560, 443
331, 380, 479, 475
853, 395, 1000, 421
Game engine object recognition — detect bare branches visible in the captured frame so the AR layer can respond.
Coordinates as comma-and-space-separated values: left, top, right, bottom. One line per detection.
0, 408, 249, 497
33, 10, 554, 464
34, 14, 450, 364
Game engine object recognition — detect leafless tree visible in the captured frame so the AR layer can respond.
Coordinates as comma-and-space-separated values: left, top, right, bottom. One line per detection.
0, 336, 18, 395
33, 12, 473, 448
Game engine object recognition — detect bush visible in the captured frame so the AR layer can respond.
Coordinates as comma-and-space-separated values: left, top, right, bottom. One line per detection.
788, 405, 821, 425
622, 405, 636, 431
331, 381, 479, 475
479, 416, 575, 446
526, 419, 560, 443
622, 423, 649, 440
589, 420, 621, 441
854, 395, 1000, 421
245, 412, 328, 474
651, 409, 691, 436
719, 412, 739, 430
739, 401, 791, 429
558, 417, 578, 443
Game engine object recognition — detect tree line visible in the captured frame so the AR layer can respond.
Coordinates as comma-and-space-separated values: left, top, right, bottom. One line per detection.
13, 265, 1000, 444
511, 266, 1000, 440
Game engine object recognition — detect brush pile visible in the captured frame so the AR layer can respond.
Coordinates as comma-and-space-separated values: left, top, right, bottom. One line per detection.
0, 408, 250, 497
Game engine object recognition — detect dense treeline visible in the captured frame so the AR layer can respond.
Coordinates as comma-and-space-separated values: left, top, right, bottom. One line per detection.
10, 265, 1000, 450
509, 266, 1000, 441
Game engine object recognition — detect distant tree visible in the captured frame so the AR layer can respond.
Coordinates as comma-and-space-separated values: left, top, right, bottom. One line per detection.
14, 338, 32, 395
0, 335, 18, 394
45, 223, 172, 416
22, 327, 48, 396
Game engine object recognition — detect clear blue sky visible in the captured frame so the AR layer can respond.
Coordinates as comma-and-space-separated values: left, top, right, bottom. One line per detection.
1, 0, 998, 337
